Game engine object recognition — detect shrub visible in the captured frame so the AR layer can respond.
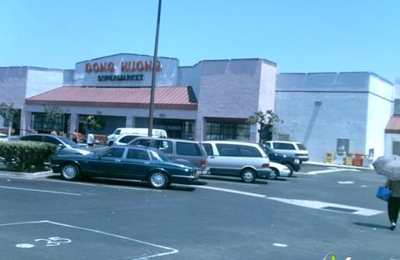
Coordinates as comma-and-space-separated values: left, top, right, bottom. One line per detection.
0, 141, 56, 172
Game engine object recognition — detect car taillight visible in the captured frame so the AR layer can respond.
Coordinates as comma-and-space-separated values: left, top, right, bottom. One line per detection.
201, 158, 206, 167
261, 163, 269, 168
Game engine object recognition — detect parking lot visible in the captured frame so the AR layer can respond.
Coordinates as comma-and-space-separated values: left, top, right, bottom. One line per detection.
1, 164, 399, 260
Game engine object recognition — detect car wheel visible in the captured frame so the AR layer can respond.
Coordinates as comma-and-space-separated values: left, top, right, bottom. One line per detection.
148, 171, 169, 189
284, 164, 294, 177
267, 168, 279, 180
61, 163, 81, 181
241, 168, 256, 183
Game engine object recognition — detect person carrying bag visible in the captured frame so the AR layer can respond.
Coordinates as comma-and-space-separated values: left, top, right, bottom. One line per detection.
385, 179, 400, 230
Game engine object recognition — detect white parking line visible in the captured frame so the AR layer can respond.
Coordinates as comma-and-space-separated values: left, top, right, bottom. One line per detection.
0, 185, 81, 196
299, 168, 359, 175
266, 197, 383, 216
0, 220, 179, 259
194, 185, 383, 216
194, 185, 266, 198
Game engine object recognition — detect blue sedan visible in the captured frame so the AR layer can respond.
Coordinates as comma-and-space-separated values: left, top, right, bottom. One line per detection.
51, 145, 199, 189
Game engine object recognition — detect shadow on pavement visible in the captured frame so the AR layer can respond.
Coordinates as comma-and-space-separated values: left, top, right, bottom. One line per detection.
47, 175, 197, 192
353, 222, 391, 230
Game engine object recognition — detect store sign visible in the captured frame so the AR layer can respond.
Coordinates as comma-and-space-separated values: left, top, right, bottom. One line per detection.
85, 60, 162, 82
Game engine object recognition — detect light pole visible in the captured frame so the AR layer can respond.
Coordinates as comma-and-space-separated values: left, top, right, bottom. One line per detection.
148, 0, 162, 137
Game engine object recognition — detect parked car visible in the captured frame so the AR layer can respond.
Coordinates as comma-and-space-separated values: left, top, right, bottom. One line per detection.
263, 145, 301, 176
264, 141, 309, 163
0, 133, 7, 142
129, 137, 209, 175
269, 161, 291, 178
202, 140, 275, 181
112, 134, 147, 146
50, 145, 198, 189
19, 134, 91, 156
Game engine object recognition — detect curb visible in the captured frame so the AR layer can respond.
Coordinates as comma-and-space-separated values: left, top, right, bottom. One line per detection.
304, 161, 374, 170
0, 170, 56, 179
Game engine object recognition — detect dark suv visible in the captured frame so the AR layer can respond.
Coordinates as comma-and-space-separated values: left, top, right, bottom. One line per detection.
19, 134, 91, 156
262, 144, 301, 176
129, 137, 209, 175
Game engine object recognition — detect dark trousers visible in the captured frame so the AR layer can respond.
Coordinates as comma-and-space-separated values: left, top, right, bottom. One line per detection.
388, 197, 400, 224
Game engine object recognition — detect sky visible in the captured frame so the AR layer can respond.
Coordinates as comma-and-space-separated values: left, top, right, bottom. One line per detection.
0, 0, 399, 82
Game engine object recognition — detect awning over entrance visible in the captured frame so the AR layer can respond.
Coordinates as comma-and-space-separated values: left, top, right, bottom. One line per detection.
385, 116, 400, 134
26, 86, 198, 110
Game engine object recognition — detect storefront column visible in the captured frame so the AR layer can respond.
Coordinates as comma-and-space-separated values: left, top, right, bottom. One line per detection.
21, 110, 31, 135
69, 113, 79, 135
126, 117, 135, 127
195, 118, 205, 141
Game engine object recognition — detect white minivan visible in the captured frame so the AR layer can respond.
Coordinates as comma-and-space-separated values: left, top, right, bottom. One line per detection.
202, 140, 275, 182
107, 128, 167, 146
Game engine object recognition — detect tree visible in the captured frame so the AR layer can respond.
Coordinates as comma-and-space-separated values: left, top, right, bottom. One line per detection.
246, 110, 283, 143
0, 103, 18, 138
86, 112, 107, 133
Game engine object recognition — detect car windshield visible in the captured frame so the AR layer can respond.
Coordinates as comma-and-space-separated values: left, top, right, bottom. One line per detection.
57, 136, 81, 147
297, 143, 307, 150
262, 144, 276, 154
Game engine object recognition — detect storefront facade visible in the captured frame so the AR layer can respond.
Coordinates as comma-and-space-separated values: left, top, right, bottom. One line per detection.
0, 53, 397, 162
13, 53, 276, 143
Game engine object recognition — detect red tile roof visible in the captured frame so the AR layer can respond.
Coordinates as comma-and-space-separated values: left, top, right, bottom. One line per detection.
26, 86, 198, 110
385, 116, 400, 133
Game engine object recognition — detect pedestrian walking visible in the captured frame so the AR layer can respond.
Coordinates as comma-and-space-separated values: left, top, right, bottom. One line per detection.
386, 179, 400, 230
372, 155, 400, 230
87, 131, 94, 148
71, 129, 78, 143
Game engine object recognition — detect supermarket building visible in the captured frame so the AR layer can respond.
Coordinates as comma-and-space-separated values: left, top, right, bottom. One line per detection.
0, 53, 397, 162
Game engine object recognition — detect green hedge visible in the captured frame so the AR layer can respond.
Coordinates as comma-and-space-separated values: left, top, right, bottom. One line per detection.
0, 141, 56, 172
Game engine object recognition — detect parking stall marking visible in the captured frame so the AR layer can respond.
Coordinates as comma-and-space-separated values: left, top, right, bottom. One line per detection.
0, 220, 179, 260
194, 185, 384, 216
300, 168, 359, 175
0, 185, 82, 196
265, 197, 383, 216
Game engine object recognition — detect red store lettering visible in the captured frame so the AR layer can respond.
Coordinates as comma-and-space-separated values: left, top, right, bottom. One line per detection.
120, 60, 162, 72
85, 62, 115, 73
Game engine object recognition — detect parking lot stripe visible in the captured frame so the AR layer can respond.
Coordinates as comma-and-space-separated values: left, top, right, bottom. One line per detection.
0, 185, 81, 196
194, 186, 383, 216
266, 197, 384, 216
299, 168, 359, 175
194, 185, 266, 198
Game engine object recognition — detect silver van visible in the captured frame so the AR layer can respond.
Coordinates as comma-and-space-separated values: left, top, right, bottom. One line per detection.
202, 140, 275, 182
129, 137, 209, 175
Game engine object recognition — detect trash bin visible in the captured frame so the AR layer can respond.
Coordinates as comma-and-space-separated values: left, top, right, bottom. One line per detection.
325, 153, 334, 163
353, 157, 363, 166
345, 157, 353, 166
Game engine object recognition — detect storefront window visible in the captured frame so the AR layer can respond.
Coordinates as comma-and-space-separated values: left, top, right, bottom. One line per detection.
31, 112, 69, 134
205, 122, 250, 140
